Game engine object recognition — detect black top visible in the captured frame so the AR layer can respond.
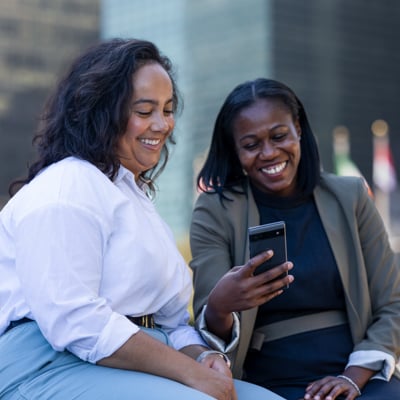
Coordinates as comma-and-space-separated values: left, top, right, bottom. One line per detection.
250, 183, 346, 325
244, 184, 354, 389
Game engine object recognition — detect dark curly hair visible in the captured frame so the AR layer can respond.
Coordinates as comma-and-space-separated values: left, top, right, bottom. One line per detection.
9, 38, 181, 196
197, 78, 321, 200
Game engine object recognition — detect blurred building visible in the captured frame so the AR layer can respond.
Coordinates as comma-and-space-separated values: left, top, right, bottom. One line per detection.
1, 1, 399, 243
0, 0, 100, 206
101, 0, 271, 241
101, 0, 400, 242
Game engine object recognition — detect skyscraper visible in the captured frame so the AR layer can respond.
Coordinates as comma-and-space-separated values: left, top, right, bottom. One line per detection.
101, 0, 400, 242
0, 0, 100, 206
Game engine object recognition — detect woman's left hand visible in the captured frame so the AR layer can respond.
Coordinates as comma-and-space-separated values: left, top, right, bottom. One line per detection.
303, 366, 374, 399
303, 375, 360, 400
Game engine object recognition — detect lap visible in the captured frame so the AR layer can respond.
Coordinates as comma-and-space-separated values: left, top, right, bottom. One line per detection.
266, 377, 400, 400
11, 361, 216, 400
0, 322, 281, 400
359, 376, 400, 400
234, 380, 286, 399
16, 367, 284, 400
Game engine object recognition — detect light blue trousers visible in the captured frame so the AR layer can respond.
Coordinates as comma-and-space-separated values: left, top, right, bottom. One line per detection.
0, 321, 285, 400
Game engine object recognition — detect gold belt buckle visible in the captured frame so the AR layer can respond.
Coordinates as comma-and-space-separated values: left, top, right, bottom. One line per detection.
141, 315, 155, 328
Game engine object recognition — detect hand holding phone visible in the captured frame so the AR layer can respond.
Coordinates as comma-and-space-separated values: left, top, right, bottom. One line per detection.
248, 221, 289, 288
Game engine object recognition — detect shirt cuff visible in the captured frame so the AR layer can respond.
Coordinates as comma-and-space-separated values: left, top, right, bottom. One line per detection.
86, 313, 138, 363
195, 305, 240, 353
347, 350, 396, 381
167, 325, 209, 350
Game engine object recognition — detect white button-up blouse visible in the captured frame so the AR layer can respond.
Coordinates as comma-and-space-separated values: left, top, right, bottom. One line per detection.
0, 157, 206, 362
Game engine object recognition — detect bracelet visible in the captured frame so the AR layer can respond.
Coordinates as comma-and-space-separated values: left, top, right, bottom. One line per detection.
337, 375, 362, 396
196, 350, 231, 368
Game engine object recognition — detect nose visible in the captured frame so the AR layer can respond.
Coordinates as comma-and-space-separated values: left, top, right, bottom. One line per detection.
151, 112, 170, 134
259, 141, 278, 160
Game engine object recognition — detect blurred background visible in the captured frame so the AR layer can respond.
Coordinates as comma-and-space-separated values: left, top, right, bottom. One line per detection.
0, 0, 399, 257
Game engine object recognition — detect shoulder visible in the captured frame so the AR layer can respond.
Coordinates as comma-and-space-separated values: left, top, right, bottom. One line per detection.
191, 185, 251, 239
41, 157, 110, 186
316, 172, 374, 213
194, 184, 249, 211
41, 156, 113, 188
318, 171, 369, 197
319, 171, 363, 188
8, 158, 123, 222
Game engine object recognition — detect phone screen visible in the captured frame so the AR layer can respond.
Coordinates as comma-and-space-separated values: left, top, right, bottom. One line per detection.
248, 221, 288, 286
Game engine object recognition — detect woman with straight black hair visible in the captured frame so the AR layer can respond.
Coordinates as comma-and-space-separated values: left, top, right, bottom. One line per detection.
190, 78, 400, 399
197, 78, 320, 199
0, 40, 281, 400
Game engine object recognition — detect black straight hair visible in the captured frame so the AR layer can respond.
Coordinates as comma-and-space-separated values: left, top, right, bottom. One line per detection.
197, 78, 321, 200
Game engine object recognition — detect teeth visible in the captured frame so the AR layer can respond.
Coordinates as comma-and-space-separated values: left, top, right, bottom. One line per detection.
261, 162, 286, 175
141, 138, 160, 145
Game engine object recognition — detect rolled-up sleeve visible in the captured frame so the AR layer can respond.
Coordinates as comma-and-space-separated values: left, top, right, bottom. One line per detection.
347, 350, 396, 381
195, 305, 240, 353
15, 203, 136, 362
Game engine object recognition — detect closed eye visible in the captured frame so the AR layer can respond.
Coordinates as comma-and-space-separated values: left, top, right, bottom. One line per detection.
271, 132, 288, 141
136, 111, 152, 117
242, 141, 260, 150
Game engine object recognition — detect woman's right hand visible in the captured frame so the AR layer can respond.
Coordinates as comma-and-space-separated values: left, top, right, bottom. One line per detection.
188, 361, 237, 400
203, 250, 294, 341
98, 330, 237, 400
207, 250, 294, 315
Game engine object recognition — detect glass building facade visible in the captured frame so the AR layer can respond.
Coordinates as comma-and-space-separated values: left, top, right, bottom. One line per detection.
101, 0, 272, 242
0, 0, 100, 206
101, 0, 400, 243
1, 1, 399, 246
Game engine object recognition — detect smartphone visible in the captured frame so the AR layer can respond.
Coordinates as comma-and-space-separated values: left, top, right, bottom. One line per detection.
248, 221, 288, 287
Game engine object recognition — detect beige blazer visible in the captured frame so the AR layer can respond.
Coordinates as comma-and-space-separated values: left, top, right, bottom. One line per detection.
190, 172, 400, 378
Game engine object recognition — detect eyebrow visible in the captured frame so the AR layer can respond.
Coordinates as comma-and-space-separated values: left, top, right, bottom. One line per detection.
238, 124, 289, 142
132, 98, 174, 106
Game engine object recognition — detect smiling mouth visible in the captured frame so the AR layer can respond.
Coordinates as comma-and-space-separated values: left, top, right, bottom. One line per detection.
261, 161, 287, 175
140, 138, 161, 146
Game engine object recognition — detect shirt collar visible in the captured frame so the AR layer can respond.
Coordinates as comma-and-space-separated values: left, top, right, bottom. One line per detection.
114, 164, 134, 184
114, 165, 151, 196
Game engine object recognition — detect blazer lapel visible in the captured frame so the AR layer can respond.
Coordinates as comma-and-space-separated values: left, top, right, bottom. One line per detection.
314, 184, 363, 338
232, 184, 260, 378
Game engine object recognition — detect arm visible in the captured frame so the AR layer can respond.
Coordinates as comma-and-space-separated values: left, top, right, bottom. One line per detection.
15, 201, 236, 399
350, 179, 400, 377
304, 177, 400, 399
190, 193, 293, 343
203, 252, 294, 342
98, 331, 235, 400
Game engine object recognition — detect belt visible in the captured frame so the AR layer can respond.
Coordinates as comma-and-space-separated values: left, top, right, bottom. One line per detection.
250, 310, 348, 350
126, 314, 155, 328
4, 317, 33, 334
4, 315, 156, 335
5, 316, 155, 334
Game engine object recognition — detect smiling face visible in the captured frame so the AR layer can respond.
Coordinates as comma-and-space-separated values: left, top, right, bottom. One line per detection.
116, 62, 175, 179
233, 98, 302, 197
